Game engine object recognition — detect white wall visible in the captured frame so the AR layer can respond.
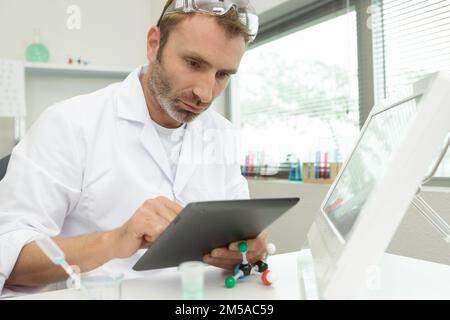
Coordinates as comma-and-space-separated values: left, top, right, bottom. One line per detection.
0, 0, 158, 158
0, 0, 152, 67
249, 180, 329, 253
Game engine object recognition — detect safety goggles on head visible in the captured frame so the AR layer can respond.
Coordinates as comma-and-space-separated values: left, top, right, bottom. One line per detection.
157, 0, 259, 42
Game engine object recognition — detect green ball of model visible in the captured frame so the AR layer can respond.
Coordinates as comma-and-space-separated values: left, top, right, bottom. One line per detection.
238, 242, 248, 253
225, 276, 236, 289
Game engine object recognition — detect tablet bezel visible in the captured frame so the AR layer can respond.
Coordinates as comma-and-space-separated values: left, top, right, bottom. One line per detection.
133, 197, 300, 271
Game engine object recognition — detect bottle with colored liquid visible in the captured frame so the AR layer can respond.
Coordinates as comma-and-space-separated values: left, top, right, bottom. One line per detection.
25, 29, 50, 63
289, 157, 302, 182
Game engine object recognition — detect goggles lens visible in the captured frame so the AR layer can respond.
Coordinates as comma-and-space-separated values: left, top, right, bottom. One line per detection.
161, 0, 259, 42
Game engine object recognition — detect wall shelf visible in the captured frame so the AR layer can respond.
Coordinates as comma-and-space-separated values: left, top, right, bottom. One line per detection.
24, 62, 133, 78
5, 61, 134, 142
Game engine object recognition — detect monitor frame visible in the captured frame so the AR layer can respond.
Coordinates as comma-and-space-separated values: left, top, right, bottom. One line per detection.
306, 72, 450, 299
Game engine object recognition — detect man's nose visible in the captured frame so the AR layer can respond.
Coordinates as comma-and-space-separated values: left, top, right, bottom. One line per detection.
193, 73, 215, 105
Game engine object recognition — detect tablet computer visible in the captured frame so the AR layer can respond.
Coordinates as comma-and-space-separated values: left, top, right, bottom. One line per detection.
133, 198, 300, 271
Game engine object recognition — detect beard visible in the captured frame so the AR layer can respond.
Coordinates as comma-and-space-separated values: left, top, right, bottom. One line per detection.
148, 58, 210, 124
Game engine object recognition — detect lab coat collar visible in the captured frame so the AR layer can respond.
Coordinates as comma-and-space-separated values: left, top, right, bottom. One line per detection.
116, 66, 150, 124
117, 66, 174, 182
115, 66, 213, 193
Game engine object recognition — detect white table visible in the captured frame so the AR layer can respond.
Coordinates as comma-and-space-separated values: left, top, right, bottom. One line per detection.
8, 251, 450, 300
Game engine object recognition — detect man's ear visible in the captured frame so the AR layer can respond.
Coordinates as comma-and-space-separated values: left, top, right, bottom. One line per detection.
147, 26, 161, 63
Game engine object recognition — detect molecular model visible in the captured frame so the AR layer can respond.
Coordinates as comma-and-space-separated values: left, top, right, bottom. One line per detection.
225, 242, 277, 289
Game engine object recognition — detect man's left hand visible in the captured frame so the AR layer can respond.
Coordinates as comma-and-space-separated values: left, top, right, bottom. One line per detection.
203, 232, 268, 271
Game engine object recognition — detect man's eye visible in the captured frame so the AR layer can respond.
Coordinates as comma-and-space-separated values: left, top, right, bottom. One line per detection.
217, 72, 230, 79
187, 60, 201, 69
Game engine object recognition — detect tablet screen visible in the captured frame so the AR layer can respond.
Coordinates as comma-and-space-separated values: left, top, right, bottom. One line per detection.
323, 96, 421, 239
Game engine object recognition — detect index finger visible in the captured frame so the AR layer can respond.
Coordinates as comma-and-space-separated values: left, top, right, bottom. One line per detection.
157, 196, 184, 214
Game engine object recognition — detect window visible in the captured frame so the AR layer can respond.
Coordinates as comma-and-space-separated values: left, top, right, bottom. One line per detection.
232, 0, 450, 179
233, 7, 359, 168
371, 0, 450, 177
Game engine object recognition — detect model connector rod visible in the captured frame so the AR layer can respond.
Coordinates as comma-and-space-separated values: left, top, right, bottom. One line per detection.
225, 242, 278, 289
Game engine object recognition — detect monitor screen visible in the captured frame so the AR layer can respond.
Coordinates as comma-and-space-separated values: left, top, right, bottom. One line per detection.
323, 96, 422, 239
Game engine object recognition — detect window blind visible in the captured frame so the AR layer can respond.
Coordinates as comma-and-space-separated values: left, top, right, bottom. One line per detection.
372, 0, 450, 100
371, 0, 450, 176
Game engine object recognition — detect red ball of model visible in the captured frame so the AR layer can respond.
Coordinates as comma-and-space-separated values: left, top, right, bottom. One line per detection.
261, 270, 277, 286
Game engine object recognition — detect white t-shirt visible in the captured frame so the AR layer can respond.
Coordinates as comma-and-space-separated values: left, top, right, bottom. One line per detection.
151, 119, 187, 181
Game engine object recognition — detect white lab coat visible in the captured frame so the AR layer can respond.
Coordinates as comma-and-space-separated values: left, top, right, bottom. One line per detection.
0, 66, 249, 295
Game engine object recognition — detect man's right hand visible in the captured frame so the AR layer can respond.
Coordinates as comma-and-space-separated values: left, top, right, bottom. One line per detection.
6, 196, 183, 288
108, 196, 183, 259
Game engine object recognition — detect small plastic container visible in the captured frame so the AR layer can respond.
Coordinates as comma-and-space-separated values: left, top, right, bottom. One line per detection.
179, 261, 205, 300
68, 270, 124, 300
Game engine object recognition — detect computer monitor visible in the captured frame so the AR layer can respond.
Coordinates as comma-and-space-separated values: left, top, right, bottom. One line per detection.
305, 72, 450, 299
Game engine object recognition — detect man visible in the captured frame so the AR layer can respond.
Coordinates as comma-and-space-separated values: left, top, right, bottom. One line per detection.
0, 0, 266, 295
